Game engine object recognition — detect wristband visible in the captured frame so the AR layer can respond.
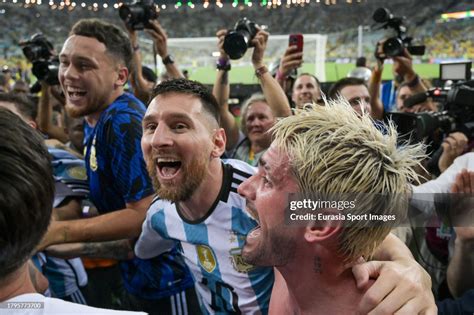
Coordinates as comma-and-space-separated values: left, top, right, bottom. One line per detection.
216, 58, 231, 71
255, 65, 268, 79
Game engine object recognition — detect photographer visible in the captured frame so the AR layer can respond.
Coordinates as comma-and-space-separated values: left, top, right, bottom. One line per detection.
126, 19, 183, 104
213, 25, 291, 165
375, 43, 436, 113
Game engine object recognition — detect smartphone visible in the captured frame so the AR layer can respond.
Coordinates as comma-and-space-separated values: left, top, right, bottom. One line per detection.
289, 34, 304, 53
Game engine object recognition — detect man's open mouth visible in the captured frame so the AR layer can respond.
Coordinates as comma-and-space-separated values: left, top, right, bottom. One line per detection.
156, 158, 182, 179
247, 225, 261, 239
66, 87, 87, 101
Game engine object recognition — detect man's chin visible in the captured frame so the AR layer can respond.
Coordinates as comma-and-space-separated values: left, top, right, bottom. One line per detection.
65, 103, 87, 118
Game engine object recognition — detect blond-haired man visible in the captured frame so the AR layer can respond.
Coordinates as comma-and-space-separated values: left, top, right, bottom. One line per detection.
239, 100, 436, 314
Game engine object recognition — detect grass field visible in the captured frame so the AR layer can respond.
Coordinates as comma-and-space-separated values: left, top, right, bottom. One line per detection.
189, 62, 440, 84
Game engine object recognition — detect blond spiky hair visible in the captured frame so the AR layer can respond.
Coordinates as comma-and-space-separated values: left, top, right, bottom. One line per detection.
271, 98, 425, 262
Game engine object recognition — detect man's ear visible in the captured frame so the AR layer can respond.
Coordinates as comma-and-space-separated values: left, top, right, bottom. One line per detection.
116, 66, 129, 87
304, 209, 342, 243
211, 128, 226, 158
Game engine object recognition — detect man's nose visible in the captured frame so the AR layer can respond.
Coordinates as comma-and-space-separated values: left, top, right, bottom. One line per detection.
151, 124, 173, 148
238, 175, 257, 201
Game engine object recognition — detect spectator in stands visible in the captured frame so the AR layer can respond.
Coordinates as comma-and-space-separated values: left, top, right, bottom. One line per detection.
213, 28, 291, 166
328, 77, 372, 117
291, 73, 322, 109
126, 20, 183, 103
0, 73, 9, 93
136, 78, 437, 315
38, 19, 198, 314
12, 79, 30, 94
238, 100, 436, 315
0, 107, 145, 314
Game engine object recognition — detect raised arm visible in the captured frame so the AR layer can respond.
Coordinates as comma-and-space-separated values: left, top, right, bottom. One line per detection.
212, 29, 239, 151
125, 26, 153, 104
37, 83, 69, 143
145, 20, 184, 80
251, 29, 291, 118
368, 53, 385, 120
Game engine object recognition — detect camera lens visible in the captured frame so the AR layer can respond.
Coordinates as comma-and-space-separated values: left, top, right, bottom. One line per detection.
223, 31, 251, 60
373, 7, 391, 23
383, 37, 404, 57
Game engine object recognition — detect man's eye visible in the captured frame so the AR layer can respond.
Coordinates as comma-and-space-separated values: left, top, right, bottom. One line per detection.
262, 175, 271, 187
173, 123, 187, 130
145, 123, 157, 131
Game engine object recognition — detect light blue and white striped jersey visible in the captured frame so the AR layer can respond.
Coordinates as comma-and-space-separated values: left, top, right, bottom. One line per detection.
135, 159, 274, 315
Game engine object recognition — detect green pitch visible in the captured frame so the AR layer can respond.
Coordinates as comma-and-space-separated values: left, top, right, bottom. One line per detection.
188, 62, 440, 84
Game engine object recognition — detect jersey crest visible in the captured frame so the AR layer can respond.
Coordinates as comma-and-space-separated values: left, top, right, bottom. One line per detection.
197, 244, 217, 273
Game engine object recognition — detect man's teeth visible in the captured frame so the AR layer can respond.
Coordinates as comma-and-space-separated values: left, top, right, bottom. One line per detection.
157, 158, 180, 163
67, 87, 86, 93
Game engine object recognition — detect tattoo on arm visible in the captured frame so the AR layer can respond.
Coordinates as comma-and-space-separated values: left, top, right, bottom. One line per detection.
83, 239, 134, 260
314, 256, 322, 274
220, 71, 229, 85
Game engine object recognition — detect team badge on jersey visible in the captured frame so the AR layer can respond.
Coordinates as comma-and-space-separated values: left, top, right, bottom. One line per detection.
197, 245, 217, 273
90, 135, 98, 172
66, 166, 87, 180
229, 247, 255, 273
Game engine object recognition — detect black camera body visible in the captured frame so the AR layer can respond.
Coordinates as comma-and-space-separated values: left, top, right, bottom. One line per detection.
373, 7, 425, 58
387, 62, 474, 145
20, 33, 59, 86
119, 0, 159, 31
223, 18, 259, 60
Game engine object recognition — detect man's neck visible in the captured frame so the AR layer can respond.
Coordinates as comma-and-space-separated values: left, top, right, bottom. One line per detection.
0, 264, 36, 302
276, 247, 367, 315
85, 90, 124, 127
178, 159, 224, 222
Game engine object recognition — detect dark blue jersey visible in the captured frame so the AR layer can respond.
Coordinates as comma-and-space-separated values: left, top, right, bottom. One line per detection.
84, 93, 194, 299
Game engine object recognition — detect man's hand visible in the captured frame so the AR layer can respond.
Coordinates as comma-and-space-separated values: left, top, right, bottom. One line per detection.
251, 29, 269, 69
393, 48, 416, 83
353, 259, 436, 314
450, 169, 474, 238
439, 133, 468, 173
145, 20, 169, 58
278, 45, 303, 78
216, 29, 229, 60
124, 23, 138, 48
36, 220, 61, 252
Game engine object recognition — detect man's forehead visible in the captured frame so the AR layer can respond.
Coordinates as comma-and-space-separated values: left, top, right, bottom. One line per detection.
147, 93, 204, 117
296, 75, 317, 86
340, 84, 369, 98
60, 35, 106, 56
261, 145, 291, 178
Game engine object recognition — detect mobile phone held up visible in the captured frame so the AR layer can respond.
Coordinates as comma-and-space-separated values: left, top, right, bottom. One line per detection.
289, 34, 304, 53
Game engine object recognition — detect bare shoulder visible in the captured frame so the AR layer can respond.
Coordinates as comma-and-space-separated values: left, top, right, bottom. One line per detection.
269, 268, 293, 315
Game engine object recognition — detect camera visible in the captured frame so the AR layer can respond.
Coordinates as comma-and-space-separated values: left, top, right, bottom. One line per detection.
386, 62, 474, 144
20, 33, 59, 86
373, 7, 425, 58
119, 0, 159, 31
223, 18, 259, 60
